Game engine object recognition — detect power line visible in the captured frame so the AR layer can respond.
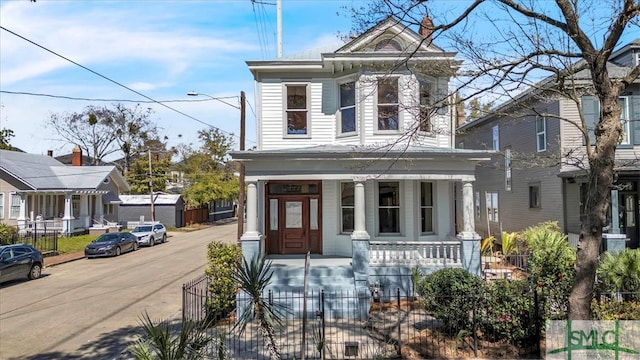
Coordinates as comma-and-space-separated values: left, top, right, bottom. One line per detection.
0, 26, 240, 140
0, 90, 238, 104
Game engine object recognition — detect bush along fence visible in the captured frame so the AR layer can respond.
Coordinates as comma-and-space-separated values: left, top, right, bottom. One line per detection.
0, 226, 58, 256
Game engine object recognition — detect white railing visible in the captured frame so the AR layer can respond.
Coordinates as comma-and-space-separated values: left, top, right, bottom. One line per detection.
26, 219, 63, 231
369, 240, 463, 267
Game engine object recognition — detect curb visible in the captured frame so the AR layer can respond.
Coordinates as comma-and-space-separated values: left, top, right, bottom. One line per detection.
44, 253, 86, 267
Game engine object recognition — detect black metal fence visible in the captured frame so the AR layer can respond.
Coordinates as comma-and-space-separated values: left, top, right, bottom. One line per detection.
1, 229, 58, 256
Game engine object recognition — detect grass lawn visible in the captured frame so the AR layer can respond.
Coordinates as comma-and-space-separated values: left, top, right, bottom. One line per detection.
58, 234, 99, 254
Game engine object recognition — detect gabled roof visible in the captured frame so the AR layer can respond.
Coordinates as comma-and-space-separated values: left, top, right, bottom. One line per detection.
458, 39, 640, 132
0, 149, 130, 192
246, 16, 457, 75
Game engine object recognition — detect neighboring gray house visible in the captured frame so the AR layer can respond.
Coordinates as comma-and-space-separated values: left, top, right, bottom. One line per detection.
0, 147, 130, 235
457, 39, 640, 250
119, 193, 184, 228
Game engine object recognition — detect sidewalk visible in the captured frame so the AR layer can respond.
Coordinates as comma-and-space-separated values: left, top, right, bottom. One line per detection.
44, 251, 85, 267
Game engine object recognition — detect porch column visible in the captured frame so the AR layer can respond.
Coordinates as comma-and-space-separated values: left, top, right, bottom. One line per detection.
80, 194, 89, 229
458, 180, 481, 277
16, 193, 27, 234
241, 181, 263, 263
95, 194, 104, 226
351, 180, 370, 291
62, 193, 74, 235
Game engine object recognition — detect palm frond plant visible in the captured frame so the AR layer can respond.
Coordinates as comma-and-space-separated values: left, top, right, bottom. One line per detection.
128, 311, 212, 360
597, 249, 640, 300
500, 231, 519, 257
231, 255, 284, 360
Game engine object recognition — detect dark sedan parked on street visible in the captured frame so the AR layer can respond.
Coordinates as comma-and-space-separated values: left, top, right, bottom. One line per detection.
0, 244, 43, 284
85, 232, 139, 258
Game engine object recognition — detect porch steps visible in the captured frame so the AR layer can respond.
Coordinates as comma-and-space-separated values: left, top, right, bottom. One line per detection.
258, 256, 368, 319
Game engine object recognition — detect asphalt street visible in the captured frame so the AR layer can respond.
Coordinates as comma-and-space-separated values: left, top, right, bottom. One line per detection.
0, 222, 237, 360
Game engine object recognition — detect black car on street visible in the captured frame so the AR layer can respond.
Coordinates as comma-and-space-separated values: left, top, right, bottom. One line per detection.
0, 244, 44, 284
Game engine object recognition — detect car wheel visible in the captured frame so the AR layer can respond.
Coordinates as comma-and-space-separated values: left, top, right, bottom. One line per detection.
149, 237, 155, 247
115, 247, 121, 256
133, 242, 138, 251
28, 263, 42, 280
161, 234, 167, 243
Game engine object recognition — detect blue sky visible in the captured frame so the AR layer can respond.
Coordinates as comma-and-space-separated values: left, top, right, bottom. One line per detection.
0, 0, 356, 157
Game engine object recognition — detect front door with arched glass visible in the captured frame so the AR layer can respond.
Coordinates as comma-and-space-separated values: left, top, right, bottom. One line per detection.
266, 181, 322, 255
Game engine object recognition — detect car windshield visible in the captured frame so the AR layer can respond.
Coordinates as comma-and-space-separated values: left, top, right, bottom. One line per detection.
94, 234, 118, 243
133, 226, 153, 232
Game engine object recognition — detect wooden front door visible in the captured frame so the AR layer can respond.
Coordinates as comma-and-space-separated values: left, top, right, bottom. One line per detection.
281, 198, 308, 254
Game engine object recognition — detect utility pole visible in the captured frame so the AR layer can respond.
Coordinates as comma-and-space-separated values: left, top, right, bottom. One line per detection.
237, 91, 246, 243
148, 149, 155, 222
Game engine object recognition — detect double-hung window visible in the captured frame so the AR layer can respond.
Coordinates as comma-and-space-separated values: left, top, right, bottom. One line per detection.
420, 182, 434, 233
529, 184, 541, 208
0, 193, 4, 219
620, 96, 630, 145
285, 84, 309, 135
505, 148, 512, 191
339, 82, 356, 135
485, 191, 499, 222
378, 182, 400, 233
340, 182, 354, 233
418, 80, 432, 132
536, 116, 547, 152
9, 194, 20, 219
377, 78, 399, 131
492, 125, 500, 150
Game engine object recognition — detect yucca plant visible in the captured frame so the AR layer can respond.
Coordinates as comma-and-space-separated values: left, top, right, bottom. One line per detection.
231, 255, 284, 360
128, 312, 212, 360
597, 249, 640, 300
500, 231, 519, 257
481, 235, 495, 256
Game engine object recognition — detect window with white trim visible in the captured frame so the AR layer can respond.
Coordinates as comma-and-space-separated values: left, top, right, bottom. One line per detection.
378, 182, 400, 233
492, 125, 500, 150
420, 182, 434, 233
536, 116, 547, 152
485, 191, 499, 222
285, 84, 309, 135
9, 194, 20, 219
475, 191, 480, 218
340, 182, 354, 233
620, 96, 630, 145
418, 79, 432, 132
0, 193, 4, 219
72, 195, 80, 218
505, 148, 512, 191
339, 82, 356, 135
377, 78, 399, 131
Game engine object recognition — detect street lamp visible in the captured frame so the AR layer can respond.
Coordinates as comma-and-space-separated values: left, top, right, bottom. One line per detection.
187, 91, 246, 243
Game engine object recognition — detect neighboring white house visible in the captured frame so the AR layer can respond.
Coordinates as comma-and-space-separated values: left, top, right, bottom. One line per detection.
231, 16, 492, 290
0, 147, 130, 235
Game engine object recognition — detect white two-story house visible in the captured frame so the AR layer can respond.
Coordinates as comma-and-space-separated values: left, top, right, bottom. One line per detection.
231, 17, 491, 288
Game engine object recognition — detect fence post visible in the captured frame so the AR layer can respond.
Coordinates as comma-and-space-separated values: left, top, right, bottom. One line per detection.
397, 288, 402, 357
472, 301, 478, 357
534, 289, 541, 358
321, 290, 326, 360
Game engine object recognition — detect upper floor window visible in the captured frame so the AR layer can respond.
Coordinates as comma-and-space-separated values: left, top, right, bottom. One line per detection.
378, 182, 400, 234
377, 78, 399, 131
536, 116, 547, 152
339, 82, 356, 135
285, 84, 309, 136
620, 96, 630, 145
492, 125, 500, 150
0, 193, 4, 219
505, 148, 512, 191
418, 80, 432, 133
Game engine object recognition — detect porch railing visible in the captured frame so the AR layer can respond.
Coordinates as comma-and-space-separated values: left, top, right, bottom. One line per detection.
25, 219, 63, 232
369, 240, 462, 267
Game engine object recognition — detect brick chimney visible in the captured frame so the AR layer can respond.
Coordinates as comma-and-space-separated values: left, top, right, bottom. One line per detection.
47, 150, 53, 157
419, 15, 434, 44
72, 145, 82, 166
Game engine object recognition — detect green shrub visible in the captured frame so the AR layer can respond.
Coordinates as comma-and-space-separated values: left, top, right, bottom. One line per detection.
0, 223, 18, 244
591, 298, 640, 320
597, 249, 640, 300
522, 222, 575, 319
205, 242, 242, 319
480, 279, 537, 345
416, 268, 484, 332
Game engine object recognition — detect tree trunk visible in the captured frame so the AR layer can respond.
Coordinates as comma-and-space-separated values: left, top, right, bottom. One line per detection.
568, 94, 621, 320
